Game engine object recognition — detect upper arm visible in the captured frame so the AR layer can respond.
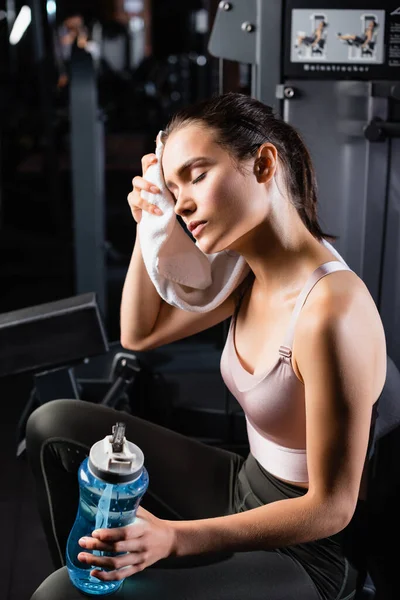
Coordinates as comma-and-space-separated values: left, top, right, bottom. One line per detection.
295, 292, 384, 525
125, 293, 235, 351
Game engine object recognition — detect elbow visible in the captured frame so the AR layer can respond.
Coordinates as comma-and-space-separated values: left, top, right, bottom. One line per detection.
312, 506, 352, 540
330, 499, 358, 536
340, 500, 358, 530
335, 489, 359, 532
121, 333, 161, 352
120, 334, 148, 352
307, 492, 357, 538
329, 505, 354, 535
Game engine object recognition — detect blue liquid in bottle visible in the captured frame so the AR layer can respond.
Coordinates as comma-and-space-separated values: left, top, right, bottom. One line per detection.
66, 423, 149, 595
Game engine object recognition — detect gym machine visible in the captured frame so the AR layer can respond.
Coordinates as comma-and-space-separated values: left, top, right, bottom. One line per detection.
2, 290, 244, 459
69, 47, 107, 316
0, 293, 143, 457
209, 0, 400, 373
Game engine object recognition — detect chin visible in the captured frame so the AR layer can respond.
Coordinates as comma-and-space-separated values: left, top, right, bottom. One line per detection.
195, 229, 239, 255
196, 240, 232, 255
196, 242, 215, 255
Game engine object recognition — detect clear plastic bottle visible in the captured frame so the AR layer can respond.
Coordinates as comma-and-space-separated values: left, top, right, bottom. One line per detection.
66, 422, 149, 595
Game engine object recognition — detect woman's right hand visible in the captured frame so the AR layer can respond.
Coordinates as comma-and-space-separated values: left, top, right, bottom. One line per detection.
128, 153, 163, 223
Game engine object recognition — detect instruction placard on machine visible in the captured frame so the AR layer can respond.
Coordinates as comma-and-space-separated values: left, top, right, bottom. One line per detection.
284, 1, 400, 79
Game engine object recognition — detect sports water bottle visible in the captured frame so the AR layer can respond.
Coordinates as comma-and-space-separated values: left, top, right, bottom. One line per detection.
66, 422, 149, 596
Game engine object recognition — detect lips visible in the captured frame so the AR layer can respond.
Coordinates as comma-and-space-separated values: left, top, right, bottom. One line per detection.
191, 222, 207, 238
188, 220, 207, 233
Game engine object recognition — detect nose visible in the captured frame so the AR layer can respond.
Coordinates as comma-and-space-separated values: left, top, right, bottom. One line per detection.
174, 192, 196, 219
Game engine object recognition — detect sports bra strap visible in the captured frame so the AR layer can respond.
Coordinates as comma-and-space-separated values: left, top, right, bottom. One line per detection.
280, 261, 352, 353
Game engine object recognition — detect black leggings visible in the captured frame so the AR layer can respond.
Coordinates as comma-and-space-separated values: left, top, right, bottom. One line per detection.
26, 399, 358, 600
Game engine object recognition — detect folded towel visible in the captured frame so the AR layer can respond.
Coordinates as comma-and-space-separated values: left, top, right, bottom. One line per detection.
138, 131, 349, 313
138, 131, 250, 312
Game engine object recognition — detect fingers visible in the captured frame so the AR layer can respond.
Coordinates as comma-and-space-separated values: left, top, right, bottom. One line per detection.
79, 537, 114, 552
78, 547, 144, 570
141, 153, 157, 175
131, 175, 160, 198
127, 153, 164, 223
127, 176, 163, 223
79, 535, 140, 553
92, 521, 145, 543
78, 548, 147, 581
90, 563, 144, 581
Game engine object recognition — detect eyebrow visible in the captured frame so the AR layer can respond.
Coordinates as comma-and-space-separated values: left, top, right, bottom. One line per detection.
166, 157, 214, 188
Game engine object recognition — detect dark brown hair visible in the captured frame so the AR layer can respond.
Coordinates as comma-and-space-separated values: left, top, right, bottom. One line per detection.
163, 92, 337, 308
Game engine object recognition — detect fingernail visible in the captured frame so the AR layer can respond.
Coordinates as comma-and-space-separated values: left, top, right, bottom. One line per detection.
153, 207, 163, 215
92, 530, 100, 537
150, 186, 159, 193
90, 570, 101, 579
79, 538, 87, 547
78, 553, 86, 561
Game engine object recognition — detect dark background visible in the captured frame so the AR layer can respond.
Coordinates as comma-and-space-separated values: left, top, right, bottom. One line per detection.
0, 1, 248, 598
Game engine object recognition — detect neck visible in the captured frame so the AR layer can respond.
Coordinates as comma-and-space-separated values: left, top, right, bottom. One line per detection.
231, 205, 334, 296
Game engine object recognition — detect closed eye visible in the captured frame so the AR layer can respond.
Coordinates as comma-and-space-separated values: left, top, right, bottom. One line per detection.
192, 173, 206, 185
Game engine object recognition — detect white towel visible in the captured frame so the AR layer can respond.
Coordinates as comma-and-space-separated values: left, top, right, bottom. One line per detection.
138, 131, 250, 312
138, 131, 349, 313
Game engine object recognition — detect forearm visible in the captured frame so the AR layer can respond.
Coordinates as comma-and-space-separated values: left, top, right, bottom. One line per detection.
120, 233, 163, 349
169, 494, 349, 557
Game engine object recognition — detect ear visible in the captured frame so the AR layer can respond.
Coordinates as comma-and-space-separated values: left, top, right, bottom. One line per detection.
254, 143, 277, 183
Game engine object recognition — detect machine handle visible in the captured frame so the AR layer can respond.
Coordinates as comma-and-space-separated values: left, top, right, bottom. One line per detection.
364, 118, 400, 143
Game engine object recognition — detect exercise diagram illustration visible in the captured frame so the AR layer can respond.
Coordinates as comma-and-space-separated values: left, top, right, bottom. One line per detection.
293, 10, 383, 63
295, 14, 328, 59
337, 14, 379, 60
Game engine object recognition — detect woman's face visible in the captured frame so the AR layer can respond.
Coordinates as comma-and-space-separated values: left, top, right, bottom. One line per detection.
162, 124, 270, 254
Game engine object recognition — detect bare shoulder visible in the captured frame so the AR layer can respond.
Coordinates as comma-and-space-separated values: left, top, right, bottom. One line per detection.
293, 269, 387, 398
299, 268, 383, 334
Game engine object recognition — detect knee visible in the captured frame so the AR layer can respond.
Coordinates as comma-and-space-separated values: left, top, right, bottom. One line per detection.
30, 568, 70, 600
26, 399, 82, 452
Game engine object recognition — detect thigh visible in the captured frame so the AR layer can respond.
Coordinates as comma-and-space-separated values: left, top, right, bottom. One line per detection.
31, 552, 322, 600
26, 400, 243, 566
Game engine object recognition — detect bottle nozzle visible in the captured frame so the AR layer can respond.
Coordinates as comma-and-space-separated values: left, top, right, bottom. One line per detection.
89, 422, 144, 483
111, 422, 126, 454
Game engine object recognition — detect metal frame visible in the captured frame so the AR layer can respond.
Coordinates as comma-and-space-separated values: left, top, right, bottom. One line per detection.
70, 46, 107, 315
208, 0, 284, 109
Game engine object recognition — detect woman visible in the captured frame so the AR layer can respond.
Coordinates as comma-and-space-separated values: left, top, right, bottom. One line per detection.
27, 93, 386, 600
296, 20, 326, 51
337, 19, 377, 50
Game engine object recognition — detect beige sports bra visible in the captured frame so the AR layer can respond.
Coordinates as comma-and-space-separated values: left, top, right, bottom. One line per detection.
220, 261, 352, 483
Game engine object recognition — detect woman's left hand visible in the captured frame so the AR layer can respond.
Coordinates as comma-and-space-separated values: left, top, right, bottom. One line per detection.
77, 506, 176, 580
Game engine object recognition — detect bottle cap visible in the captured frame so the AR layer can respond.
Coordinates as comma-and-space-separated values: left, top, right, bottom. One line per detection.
88, 422, 144, 484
